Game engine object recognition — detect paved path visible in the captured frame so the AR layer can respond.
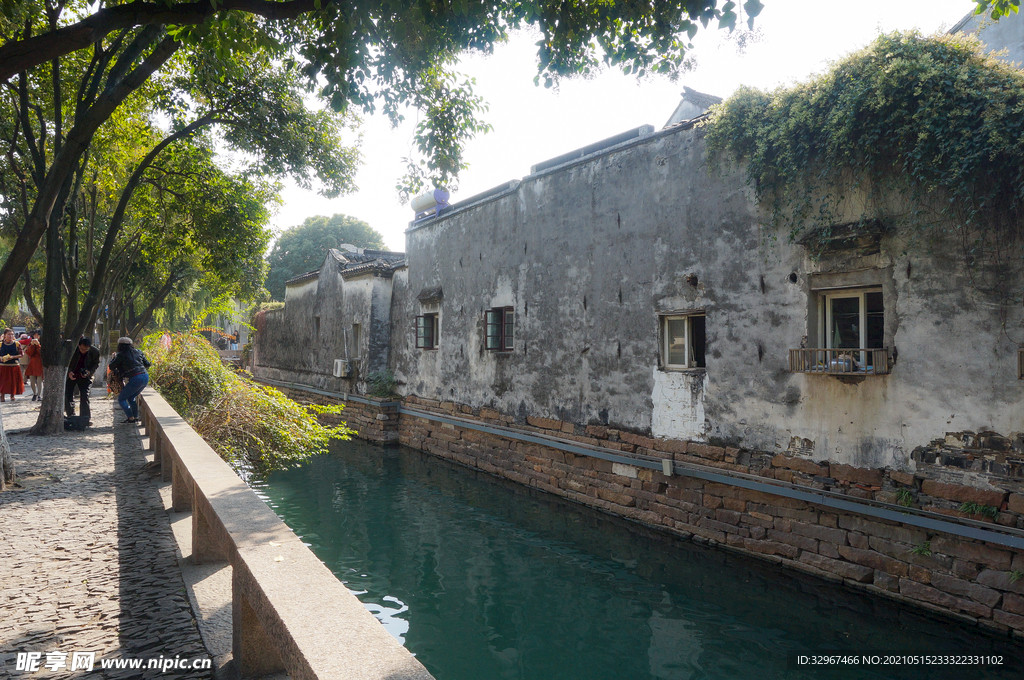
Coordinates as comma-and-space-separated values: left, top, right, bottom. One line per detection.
0, 391, 212, 679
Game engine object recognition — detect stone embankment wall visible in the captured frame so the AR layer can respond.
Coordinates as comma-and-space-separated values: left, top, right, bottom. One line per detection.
265, 380, 1024, 640
270, 383, 399, 445
397, 396, 1024, 637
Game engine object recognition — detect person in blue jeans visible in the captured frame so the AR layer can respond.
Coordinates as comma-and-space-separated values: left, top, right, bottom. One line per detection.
108, 336, 151, 423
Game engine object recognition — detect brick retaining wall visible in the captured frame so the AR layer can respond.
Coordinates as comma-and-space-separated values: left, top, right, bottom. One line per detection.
270, 384, 399, 445
262, 381, 1024, 640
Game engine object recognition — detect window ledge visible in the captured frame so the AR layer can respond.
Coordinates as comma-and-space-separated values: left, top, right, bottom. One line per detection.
660, 366, 706, 375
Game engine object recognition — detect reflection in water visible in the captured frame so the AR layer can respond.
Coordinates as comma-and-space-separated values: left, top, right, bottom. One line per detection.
648, 610, 701, 679
250, 439, 1024, 680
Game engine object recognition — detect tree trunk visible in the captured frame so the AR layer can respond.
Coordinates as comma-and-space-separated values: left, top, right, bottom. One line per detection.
31, 364, 68, 436
32, 171, 72, 436
0, 405, 13, 489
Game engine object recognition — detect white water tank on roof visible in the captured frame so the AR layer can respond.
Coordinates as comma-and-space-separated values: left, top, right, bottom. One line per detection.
411, 189, 451, 216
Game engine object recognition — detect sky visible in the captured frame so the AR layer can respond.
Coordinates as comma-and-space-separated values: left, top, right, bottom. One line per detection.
270, 1, 980, 252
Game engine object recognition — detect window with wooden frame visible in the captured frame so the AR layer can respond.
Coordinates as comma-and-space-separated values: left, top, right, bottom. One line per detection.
660, 313, 706, 369
485, 307, 514, 351
791, 273, 892, 376
819, 287, 883, 370
416, 313, 439, 349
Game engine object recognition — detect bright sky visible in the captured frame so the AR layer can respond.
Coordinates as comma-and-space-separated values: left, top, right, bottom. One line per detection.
271, 0, 979, 252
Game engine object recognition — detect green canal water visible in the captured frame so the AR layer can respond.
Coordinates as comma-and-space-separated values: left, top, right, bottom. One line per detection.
249, 439, 1024, 680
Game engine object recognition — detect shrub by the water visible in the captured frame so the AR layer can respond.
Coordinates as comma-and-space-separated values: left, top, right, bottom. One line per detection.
145, 332, 234, 415
143, 333, 352, 471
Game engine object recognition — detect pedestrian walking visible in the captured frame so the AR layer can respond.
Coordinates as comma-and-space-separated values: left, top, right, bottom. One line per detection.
18, 333, 30, 384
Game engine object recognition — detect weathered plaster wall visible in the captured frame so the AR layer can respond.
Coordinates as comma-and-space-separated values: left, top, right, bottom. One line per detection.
650, 369, 707, 440
954, 9, 1024, 66
254, 254, 397, 393
391, 125, 1024, 471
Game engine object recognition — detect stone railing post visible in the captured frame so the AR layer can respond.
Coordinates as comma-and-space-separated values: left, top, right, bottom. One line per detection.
232, 570, 285, 678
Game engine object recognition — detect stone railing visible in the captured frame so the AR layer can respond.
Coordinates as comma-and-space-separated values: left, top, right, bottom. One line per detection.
138, 387, 433, 680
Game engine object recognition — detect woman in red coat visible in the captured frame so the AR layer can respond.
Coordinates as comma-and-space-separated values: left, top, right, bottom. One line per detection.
24, 331, 43, 401
0, 328, 25, 401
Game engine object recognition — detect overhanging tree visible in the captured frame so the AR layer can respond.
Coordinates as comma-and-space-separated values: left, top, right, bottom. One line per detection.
20, 45, 358, 435
110, 141, 273, 340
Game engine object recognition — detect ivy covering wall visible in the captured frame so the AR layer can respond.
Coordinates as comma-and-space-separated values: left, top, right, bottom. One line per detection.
705, 32, 1024, 304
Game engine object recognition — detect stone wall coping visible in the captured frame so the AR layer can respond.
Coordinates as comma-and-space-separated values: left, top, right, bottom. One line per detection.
144, 395, 294, 548
139, 388, 433, 680
256, 376, 401, 408
233, 541, 431, 680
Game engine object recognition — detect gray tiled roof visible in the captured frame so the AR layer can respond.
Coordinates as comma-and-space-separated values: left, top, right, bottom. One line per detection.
284, 269, 321, 285
329, 248, 407, 280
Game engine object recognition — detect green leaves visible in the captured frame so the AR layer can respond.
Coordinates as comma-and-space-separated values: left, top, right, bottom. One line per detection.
396, 64, 492, 200
144, 331, 352, 471
974, 0, 1020, 18
743, 0, 765, 28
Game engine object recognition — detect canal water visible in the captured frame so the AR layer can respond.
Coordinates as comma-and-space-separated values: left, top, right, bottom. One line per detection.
249, 439, 1024, 680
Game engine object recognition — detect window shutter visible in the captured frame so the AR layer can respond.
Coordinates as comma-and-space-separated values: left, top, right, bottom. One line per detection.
503, 308, 515, 350
485, 309, 500, 350
416, 315, 427, 349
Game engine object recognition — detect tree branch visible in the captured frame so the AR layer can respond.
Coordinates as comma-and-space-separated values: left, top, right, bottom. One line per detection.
0, 0, 328, 83
22, 270, 43, 325
0, 34, 180, 317
70, 111, 213, 342
129, 269, 182, 338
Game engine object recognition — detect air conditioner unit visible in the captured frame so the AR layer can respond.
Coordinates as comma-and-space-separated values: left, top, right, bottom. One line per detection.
333, 359, 352, 378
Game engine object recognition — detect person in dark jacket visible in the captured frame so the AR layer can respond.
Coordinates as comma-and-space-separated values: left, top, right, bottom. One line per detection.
108, 337, 150, 423
0, 328, 25, 402
66, 337, 100, 418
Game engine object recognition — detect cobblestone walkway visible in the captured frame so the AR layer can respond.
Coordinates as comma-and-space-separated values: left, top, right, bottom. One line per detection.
0, 392, 211, 678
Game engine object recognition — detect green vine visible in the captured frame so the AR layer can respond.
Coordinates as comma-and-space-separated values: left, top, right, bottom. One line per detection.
705, 31, 1024, 306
